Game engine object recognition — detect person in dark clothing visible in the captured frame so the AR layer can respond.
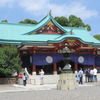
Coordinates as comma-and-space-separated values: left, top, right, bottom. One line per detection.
85, 69, 89, 83
23, 73, 27, 86
87, 68, 91, 82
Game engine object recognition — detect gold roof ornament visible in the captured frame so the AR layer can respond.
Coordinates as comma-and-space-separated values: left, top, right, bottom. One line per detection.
49, 10, 52, 16
70, 29, 73, 34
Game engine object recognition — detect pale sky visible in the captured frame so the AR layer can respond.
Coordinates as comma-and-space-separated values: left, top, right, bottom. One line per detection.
0, 0, 100, 36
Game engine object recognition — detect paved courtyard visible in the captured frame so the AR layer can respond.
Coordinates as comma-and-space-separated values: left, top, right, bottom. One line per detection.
0, 81, 100, 100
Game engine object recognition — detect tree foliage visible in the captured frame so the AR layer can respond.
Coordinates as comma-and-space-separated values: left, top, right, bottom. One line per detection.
54, 15, 91, 31
54, 16, 69, 26
84, 24, 91, 31
0, 45, 22, 78
69, 15, 84, 27
94, 35, 100, 40
19, 19, 37, 24
1, 20, 8, 23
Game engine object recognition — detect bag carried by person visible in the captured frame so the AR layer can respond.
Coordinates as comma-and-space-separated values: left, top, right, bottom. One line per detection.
25, 76, 27, 80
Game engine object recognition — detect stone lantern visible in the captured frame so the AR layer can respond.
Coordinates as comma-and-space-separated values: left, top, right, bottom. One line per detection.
57, 53, 78, 90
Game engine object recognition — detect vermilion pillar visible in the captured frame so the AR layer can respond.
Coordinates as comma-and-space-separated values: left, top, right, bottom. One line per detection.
32, 65, 36, 75
53, 49, 57, 74
75, 63, 78, 74
53, 63, 57, 74
92, 65, 95, 69
32, 48, 36, 75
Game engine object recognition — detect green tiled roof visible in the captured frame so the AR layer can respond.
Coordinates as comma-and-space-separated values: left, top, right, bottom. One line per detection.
0, 14, 100, 46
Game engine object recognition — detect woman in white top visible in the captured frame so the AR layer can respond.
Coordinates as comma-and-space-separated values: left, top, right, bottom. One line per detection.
93, 68, 97, 82
39, 69, 44, 85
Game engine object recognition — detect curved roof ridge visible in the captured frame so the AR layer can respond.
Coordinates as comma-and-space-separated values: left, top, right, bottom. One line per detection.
23, 11, 68, 35
47, 36, 94, 44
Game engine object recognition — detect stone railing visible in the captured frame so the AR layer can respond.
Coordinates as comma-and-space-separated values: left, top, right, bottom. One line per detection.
0, 77, 17, 84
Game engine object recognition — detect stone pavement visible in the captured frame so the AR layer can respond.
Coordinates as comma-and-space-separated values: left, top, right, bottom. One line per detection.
0, 81, 100, 100
0, 80, 100, 93
0, 84, 58, 93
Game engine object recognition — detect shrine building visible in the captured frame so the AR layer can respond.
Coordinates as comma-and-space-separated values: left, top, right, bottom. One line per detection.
0, 12, 100, 75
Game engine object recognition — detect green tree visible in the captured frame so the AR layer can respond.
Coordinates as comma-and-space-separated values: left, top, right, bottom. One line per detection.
19, 21, 24, 23
84, 24, 91, 31
94, 35, 100, 40
24, 19, 32, 24
19, 19, 37, 24
69, 15, 85, 27
1, 20, 8, 23
54, 16, 69, 26
69, 15, 91, 31
55, 15, 91, 31
0, 45, 22, 78
31, 20, 38, 24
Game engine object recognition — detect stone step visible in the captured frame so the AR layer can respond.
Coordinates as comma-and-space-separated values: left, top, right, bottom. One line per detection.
26, 73, 100, 85
29, 75, 59, 85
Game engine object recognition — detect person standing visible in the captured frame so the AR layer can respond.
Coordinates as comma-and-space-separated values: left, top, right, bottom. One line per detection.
39, 69, 44, 85
93, 67, 97, 82
76, 71, 79, 83
18, 73, 23, 85
58, 67, 61, 74
23, 73, 27, 86
84, 69, 89, 83
79, 68, 83, 84
87, 68, 91, 82
90, 69, 94, 82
